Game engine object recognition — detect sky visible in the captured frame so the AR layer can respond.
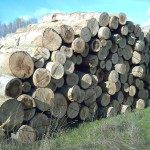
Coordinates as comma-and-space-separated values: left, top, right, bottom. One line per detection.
0, 0, 150, 27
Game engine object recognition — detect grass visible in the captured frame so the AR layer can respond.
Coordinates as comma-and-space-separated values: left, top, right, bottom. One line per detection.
1, 107, 150, 150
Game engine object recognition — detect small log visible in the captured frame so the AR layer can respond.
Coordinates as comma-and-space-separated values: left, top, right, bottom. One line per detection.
32, 54, 45, 68
126, 21, 134, 33
79, 106, 90, 121
0, 74, 22, 98
67, 102, 80, 119
128, 74, 134, 85
134, 40, 145, 52
111, 53, 119, 65
124, 61, 130, 73
98, 27, 111, 39
81, 54, 98, 68
84, 89, 97, 106
136, 99, 145, 109
32, 88, 54, 111
88, 102, 98, 120
0, 97, 24, 131
131, 66, 145, 78
110, 100, 120, 113
29, 113, 49, 138
127, 33, 136, 45
0, 51, 34, 79
121, 105, 131, 114
100, 39, 107, 47
47, 79, 57, 92
90, 38, 102, 52
122, 45, 133, 60
138, 31, 144, 41
105, 40, 112, 49
17, 94, 36, 109
11, 125, 36, 143
129, 85, 136, 97
118, 37, 126, 48
132, 51, 143, 64
51, 51, 66, 65
93, 86, 102, 98
97, 93, 110, 107
77, 89, 85, 104
105, 60, 112, 71
118, 56, 124, 63
54, 77, 64, 88
122, 82, 129, 93
76, 55, 82, 65
114, 13, 127, 25
104, 70, 119, 83
118, 25, 128, 36
100, 60, 106, 69
110, 43, 118, 53
120, 73, 128, 84
109, 15, 119, 30
46, 62, 64, 79
90, 75, 98, 88
24, 108, 36, 121
98, 47, 109, 60
51, 93, 68, 119
59, 85, 81, 102
116, 80, 121, 92
22, 81, 31, 93
71, 38, 85, 54
60, 45, 73, 58
115, 91, 124, 104
142, 74, 150, 84
115, 63, 126, 74
134, 24, 141, 37
96, 68, 104, 83
32, 68, 51, 88
64, 60, 75, 75
138, 89, 149, 100
81, 43, 89, 57
66, 73, 79, 86
123, 96, 134, 106
111, 34, 122, 44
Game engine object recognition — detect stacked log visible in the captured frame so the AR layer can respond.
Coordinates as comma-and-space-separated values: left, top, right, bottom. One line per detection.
0, 11, 150, 142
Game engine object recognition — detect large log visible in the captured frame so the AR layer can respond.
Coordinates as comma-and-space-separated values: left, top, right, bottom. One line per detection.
0, 97, 24, 131
0, 74, 22, 98
32, 88, 54, 112
131, 65, 145, 78
0, 51, 34, 79
98, 27, 111, 40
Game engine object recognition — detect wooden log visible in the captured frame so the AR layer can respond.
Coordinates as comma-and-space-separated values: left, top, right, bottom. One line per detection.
110, 43, 118, 53
104, 70, 119, 83
0, 97, 24, 131
127, 33, 136, 45
138, 31, 144, 41
124, 61, 130, 73
97, 93, 110, 107
66, 73, 79, 86
17, 94, 36, 109
111, 34, 122, 44
118, 36, 126, 48
105, 60, 112, 71
100, 39, 107, 47
98, 106, 117, 118
60, 45, 73, 58
88, 102, 98, 120
128, 74, 134, 85
54, 77, 64, 88
67, 102, 80, 119
116, 80, 121, 92
109, 15, 119, 30
134, 40, 145, 52
131, 66, 145, 78
110, 53, 119, 65
51, 51, 66, 65
134, 24, 141, 37
11, 125, 36, 143
98, 27, 111, 39
121, 105, 131, 114
122, 45, 133, 60
47, 79, 57, 92
32, 88, 54, 112
81, 54, 98, 68
81, 43, 89, 57
143, 30, 150, 43
129, 85, 136, 97
123, 96, 134, 106
120, 73, 128, 84
0, 74, 22, 98
46, 62, 64, 79
51, 93, 67, 119
114, 91, 124, 104
71, 37, 85, 54
138, 89, 149, 100
105, 40, 112, 50
33, 54, 45, 68
69, 54, 76, 64
29, 113, 49, 138
93, 86, 102, 98
98, 12, 110, 27
142, 74, 150, 84
79, 106, 90, 121
146, 99, 150, 107
98, 47, 109, 60
118, 56, 124, 63
64, 60, 75, 75
32, 68, 51, 88
101, 81, 117, 95
96, 68, 104, 83
75, 55, 82, 65
100, 60, 106, 69
90, 38, 102, 52
114, 13, 127, 25
126, 21, 134, 33
59, 85, 81, 102
0, 51, 34, 79
84, 89, 97, 106
115, 63, 126, 74
90, 75, 98, 88
118, 25, 128, 36
22, 81, 31, 93
24, 108, 36, 121
77, 89, 85, 103
135, 99, 145, 109
110, 99, 120, 113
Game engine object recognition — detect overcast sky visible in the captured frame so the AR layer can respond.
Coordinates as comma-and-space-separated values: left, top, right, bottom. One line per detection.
0, 0, 150, 27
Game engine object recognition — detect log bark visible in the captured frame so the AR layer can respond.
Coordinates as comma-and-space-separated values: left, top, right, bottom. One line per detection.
0, 74, 22, 98
11, 125, 36, 143
67, 102, 80, 119
0, 97, 24, 131
32, 88, 54, 111
32, 68, 51, 88
0, 51, 34, 79
46, 62, 64, 79
29, 113, 49, 138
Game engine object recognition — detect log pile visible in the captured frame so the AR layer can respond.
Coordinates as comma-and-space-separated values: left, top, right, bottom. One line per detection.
0, 12, 150, 142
